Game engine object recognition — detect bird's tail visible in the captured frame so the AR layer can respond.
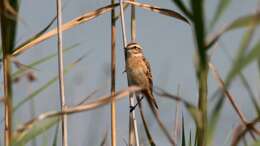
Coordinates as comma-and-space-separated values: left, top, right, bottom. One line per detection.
143, 90, 159, 110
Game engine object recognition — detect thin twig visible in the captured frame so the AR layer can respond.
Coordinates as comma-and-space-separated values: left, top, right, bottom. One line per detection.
111, 0, 117, 145
56, 0, 68, 146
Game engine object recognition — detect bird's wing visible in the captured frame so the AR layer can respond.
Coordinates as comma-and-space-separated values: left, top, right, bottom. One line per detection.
143, 57, 153, 92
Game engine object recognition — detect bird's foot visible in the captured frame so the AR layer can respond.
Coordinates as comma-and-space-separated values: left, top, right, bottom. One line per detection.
129, 96, 144, 113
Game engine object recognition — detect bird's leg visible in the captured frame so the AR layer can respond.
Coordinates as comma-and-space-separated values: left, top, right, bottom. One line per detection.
130, 95, 144, 112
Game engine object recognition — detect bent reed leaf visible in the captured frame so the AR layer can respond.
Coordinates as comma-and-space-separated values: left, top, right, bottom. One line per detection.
124, 0, 190, 24
171, 0, 193, 20
12, 3, 120, 56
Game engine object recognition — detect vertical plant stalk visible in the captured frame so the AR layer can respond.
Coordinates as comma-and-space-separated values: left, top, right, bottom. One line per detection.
1, 1, 18, 145
56, 0, 68, 146
111, 0, 117, 145
120, 0, 128, 48
196, 65, 208, 146
3, 55, 13, 146
119, 0, 139, 145
130, 0, 140, 146
131, 0, 136, 42
191, 1, 208, 146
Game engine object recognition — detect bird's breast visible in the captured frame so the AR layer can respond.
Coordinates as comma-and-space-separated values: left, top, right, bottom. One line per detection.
126, 57, 148, 87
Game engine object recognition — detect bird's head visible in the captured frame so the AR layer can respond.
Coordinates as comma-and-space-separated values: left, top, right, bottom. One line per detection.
125, 42, 143, 57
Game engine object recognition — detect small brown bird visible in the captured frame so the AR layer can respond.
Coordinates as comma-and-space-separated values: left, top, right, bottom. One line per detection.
125, 42, 158, 111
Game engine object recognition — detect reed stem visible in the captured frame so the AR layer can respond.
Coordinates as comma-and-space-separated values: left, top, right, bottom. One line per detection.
119, 0, 140, 145
111, 0, 117, 145
56, 0, 68, 146
3, 55, 13, 146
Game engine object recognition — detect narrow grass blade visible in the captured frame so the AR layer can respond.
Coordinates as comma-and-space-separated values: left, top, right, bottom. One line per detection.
207, 94, 223, 144
225, 42, 260, 115
226, 13, 260, 31
1, 0, 19, 53
218, 44, 260, 116
99, 130, 108, 146
14, 74, 60, 111
12, 43, 80, 79
209, 0, 232, 29
191, 0, 206, 66
124, 0, 190, 24
13, 117, 59, 146
208, 20, 258, 144
181, 114, 186, 146
227, 41, 260, 82
13, 51, 90, 111
188, 129, 192, 146
52, 125, 59, 146
206, 12, 260, 48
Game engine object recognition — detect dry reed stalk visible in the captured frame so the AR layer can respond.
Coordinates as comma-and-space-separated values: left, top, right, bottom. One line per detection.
119, 0, 139, 145
131, 0, 136, 42
3, 55, 13, 146
1, 1, 17, 145
56, 0, 68, 146
129, 1, 140, 145
111, 0, 117, 145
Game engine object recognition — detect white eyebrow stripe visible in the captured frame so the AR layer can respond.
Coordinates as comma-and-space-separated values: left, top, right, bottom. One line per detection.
127, 44, 143, 49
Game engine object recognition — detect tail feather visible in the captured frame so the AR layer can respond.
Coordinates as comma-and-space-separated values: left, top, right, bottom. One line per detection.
143, 90, 159, 110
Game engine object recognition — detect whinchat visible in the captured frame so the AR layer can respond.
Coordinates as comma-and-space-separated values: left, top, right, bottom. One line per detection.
125, 42, 159, 110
